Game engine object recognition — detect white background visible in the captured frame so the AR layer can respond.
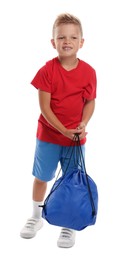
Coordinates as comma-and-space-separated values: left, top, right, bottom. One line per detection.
0, 0, 120, 259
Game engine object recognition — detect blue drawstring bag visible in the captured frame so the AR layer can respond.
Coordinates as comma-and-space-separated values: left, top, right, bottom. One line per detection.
41, 135, 98, 231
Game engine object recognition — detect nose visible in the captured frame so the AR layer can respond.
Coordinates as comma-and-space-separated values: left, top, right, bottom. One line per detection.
64, 37, 71, 44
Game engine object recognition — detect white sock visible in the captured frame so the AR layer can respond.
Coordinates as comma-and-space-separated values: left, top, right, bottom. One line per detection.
32, 200, 43, 220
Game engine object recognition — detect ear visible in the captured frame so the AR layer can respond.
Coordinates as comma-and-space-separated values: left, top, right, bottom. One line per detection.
79, 38, 84, 48
51, 39, 56, 49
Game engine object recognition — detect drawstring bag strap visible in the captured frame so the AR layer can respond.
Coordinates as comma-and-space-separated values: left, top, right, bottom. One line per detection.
75, 134, 96, 216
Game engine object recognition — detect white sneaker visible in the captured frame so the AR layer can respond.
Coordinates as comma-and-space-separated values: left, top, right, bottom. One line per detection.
20, 218, 43, 239
57, 228, 76, 248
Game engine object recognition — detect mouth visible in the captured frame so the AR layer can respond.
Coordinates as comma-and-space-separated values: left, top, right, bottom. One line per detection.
62, 46, 72, 51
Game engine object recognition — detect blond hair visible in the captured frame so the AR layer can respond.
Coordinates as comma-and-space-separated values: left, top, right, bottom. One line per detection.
52, 13, 83, 38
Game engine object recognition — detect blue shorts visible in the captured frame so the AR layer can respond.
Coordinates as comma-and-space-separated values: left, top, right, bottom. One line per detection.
32, 139, 85, 182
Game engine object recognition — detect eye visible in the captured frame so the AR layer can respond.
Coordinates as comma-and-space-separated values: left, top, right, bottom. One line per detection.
57, 36, 64, 40
72, 36, 77, 39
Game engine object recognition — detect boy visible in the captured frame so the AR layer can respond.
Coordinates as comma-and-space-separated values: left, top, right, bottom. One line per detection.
20, 13, 97, 248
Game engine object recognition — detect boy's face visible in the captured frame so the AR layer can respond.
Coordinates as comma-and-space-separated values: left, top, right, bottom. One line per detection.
51, 23, 84, 58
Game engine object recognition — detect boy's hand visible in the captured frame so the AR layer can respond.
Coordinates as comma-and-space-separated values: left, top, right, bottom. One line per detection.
63, 128, 82, 140
62, 122, 87, 141
77, 122, 87, 140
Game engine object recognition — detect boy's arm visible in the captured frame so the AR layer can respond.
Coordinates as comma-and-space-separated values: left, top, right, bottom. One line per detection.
81, 99, 95, 126
78, 99, 95, 139
38, 90, 81, 140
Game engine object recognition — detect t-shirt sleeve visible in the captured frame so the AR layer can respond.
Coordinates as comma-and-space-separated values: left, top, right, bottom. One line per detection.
31, 65, 52, 93
82, 69, 97, 100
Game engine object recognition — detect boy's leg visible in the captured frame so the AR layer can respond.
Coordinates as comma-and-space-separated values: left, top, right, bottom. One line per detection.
32, 178, 47, 219
20, 139, 61, 239
33, 178, 47, 201
20, 178, 46, 239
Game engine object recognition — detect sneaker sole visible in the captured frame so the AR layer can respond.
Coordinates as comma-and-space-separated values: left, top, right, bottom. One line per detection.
57, 241, 75, 248
20, 233, 36, 239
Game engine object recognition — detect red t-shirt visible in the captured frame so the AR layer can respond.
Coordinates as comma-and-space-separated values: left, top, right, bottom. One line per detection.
31, 57, 97, 146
